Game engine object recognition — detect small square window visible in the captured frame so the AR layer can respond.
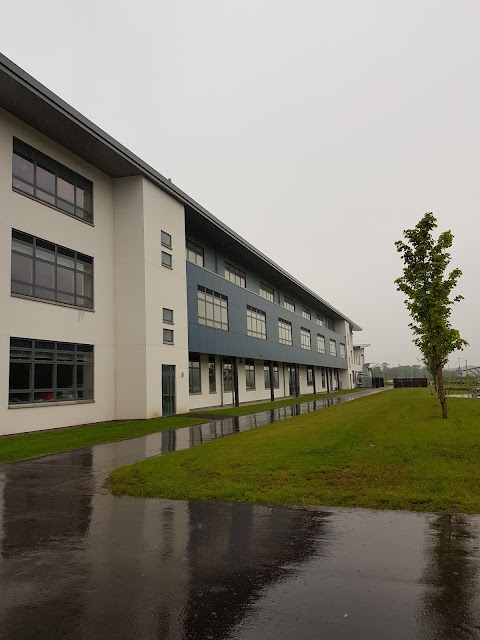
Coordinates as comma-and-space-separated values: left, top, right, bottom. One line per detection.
163, 308, 174, 324
163, 328, 174, 344
161, 231, 172, 249
162, 251, 172, 268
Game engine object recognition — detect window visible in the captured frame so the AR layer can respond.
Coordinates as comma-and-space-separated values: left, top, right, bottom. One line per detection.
317, 334, 326, 353
9, 338, 93, 405
301, 328, 311, 350
245, 359, 256, 390
306, 366, 314, 386
11, 230, 93, 309
162, 251, 172, 268
163, 308, 173, 324
330, 339, 337, 356
302, 308, 311, 321
225, 262, 245, 287
197, 286, 228, 330
264, 363, 279, 389
327, 318, 334, 330
246, 305, 267, 339
186, 239, 204, 267
12, 139, 93, 223
208, 356, 216, 393
189, 354, 201, 394
284, 296, 295, 312
259, 282, 274, 302
321, 367, 326, 387
223, 358, 233, 392
278, 318, 293, 345
161, 231, 172, 249
163, 329, 174, 344
316, 315, 325, 327
340, 343, 346, 358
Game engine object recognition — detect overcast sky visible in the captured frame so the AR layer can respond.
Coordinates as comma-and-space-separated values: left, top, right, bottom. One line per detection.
1, 0, 478, 368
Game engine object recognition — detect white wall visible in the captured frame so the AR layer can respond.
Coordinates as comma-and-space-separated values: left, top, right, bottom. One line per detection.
0, 108, 116, 435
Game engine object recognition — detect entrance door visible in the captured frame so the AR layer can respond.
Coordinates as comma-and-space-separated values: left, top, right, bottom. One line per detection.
288, 366, 297, 396
162, 365, 176, 416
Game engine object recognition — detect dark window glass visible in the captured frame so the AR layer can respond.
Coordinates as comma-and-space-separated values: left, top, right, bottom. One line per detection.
223, 359, 233, 392
186, 239, 204, 266
163, 329, 174, 344
197, 286, 228, 331
189, 354, 201, 393
162, 251, 172, 268
225, 262, 246, 287
264, 363, 280, 389
306, 367, 314, 386
208, 356, 216, 393
8, 338, 94, 405
163, 308, 174, 323
12, 139, 93, 223
161, 231, 172, 249
245, 359, 256, 390
10, 230, 94, 309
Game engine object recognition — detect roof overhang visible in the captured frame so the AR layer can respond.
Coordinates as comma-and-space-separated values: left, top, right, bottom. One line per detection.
0, 52, 362, 331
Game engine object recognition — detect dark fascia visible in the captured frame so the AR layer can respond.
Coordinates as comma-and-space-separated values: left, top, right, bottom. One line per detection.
0, 52, 362, 331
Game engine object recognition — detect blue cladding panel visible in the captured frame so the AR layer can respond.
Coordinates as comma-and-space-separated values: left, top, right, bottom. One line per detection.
187, 262, 348, 369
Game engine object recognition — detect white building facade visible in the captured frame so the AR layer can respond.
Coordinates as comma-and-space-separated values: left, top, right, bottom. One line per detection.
0, 54, 362, 435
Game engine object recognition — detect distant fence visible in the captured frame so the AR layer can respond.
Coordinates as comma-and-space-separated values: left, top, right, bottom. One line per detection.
393, 378, 428, 388
372, 377, 385, 388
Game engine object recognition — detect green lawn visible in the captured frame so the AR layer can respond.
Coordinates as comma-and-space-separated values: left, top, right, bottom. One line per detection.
110, 390, 480, 513
0, 416, 201, 464
196, 387, 369, 416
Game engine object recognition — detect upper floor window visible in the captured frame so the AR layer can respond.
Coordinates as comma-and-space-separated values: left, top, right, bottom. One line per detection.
327, 318, 334, 331
186, 239, 204, 266
9, 337, 93, 405
11, 230, 93, 309
12, 138, 93, 224
245, 359, 256, 390
316, 315, 325, 327
163, 308, 173, 324
340, 343, 346, 358
162, 251, 172, 268
197, 285, 228, 331
161, 231, 172, 249
317, 334, 326, 353
225, 262, 245, 287
246, 305, 267, 340
301, 327, 311, 350
302, 308, 311, 321
330, 339, 337, 357
278, 318, 293, 345
284, 296, 295, 313
259, 282, 274, 302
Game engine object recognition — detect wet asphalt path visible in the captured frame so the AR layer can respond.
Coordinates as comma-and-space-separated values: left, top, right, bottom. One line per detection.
1, 389, 480, 639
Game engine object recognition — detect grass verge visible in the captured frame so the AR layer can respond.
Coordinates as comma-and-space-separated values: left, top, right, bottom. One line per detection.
196, 387, 369, 416
110, 390, 480, 513
0, 416, 201, 464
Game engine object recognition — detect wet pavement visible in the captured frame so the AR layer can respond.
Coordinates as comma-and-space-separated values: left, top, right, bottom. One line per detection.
1, 389, 480, 639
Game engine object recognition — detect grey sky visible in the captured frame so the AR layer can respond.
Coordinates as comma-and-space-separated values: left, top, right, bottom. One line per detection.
1, 0, 478, 368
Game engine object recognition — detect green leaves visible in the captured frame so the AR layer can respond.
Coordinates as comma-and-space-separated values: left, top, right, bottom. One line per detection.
395, 213, 468, 418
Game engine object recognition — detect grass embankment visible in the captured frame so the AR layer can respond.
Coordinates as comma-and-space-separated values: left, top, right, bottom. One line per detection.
0, 416, 201, 464
110, 390, 480, 513
197, 387, 369, 416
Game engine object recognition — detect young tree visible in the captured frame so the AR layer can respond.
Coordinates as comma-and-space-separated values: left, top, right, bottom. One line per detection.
395, 213, 467, 418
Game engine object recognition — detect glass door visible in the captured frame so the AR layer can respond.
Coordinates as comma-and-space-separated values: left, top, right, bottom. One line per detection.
162, 365, 176, 416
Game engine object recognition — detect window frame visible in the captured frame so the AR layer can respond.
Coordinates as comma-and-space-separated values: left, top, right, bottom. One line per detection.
163, 328, 174, 344
186, 239, 204, 267
306, 366, 314, 386
283, 296, 295, 313
8, 337, 94, 405
245, 359, 256, 390
12, 138, 94, 224
264, 363, 280, 389
223, 358, 233, 392
278, 318, 293, 345
317, 334, 326, 354
300, 327, 311, 350
163, 308, 174, 324
11, 229, 94, 310
330, 339, 337, 357
161, 251, 172, 269
189, 353, 201, 394
259, 282, 274, 302
302, 307, 311, 321
208, 356, 216, 393
340, 343, 346, 358
225, 261, 246, 287
161, 230, 172, 249
197, 285, 229, 331
246, 305, 267, 340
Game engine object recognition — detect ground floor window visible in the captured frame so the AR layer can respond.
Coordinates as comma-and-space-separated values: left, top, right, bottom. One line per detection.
223, 358, 233, 392
321, 367, 326, 387
208, 356, 216, 393
306, 366, 314, 386
245, 359, 255, 390
9, 337, 93, 405
189, 353, 201, 394
264, 363, 280, 389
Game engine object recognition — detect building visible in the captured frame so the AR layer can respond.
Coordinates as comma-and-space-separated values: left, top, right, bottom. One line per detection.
0, 53, 362, 436
352, 344, 370, 387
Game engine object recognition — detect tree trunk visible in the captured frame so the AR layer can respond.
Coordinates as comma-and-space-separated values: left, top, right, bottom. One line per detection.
437, 368, 448, 419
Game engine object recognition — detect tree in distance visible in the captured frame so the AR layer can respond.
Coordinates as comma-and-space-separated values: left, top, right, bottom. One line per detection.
395, 213, 467, 418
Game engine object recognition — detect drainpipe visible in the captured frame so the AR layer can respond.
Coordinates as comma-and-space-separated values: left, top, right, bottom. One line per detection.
295, 363, 300, 397
233, 356, 240, 408
326, 367, 330, 393
269, 360, 275, 402
313, 367, 317, 394
220, 356, 224, 407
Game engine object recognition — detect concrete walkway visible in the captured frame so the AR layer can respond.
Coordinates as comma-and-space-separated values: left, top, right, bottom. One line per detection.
2, 387, 478, 639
